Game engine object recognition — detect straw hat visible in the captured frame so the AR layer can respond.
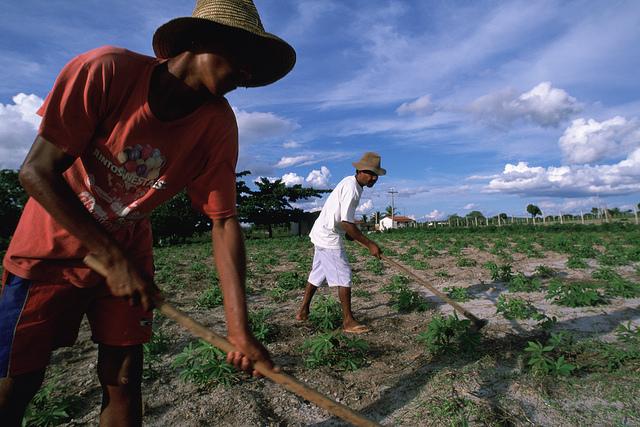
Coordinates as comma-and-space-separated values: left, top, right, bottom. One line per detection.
153, 0, 296, 87
352, 152, 387, 176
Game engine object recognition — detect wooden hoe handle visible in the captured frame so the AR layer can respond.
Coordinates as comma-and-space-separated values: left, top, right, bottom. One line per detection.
83, 255, 380, 427
381, 254, 485, 327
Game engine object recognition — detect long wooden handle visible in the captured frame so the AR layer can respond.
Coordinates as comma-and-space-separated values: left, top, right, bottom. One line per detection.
84, 255, 380, 427
381, 254, 485, 327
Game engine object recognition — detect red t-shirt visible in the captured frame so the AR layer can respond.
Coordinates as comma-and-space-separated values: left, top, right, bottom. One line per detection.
3, 46, 238, 287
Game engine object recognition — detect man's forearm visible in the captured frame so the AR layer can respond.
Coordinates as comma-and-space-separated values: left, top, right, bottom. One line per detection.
20, 136, 124, 262
340, 221, 372, 248
211, 216, 250, 337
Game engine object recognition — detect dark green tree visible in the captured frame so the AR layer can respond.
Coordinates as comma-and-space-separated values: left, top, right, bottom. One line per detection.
0, 169, 28, 247
384, 205, 398, 217
526, 204, 542, 218
465, 210, 485, 219
150, 171, 252, 245
238, 177, 328, 238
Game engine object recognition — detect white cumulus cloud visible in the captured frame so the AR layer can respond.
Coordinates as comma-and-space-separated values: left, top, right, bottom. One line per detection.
424, 210, 446, 221
0, 93, 43, 169
356, 199, 373, 213
233, 108, 299, 144
281, 172, 305, 187
396, 95, 433, 116
463, 203, 478, 210
470, 82, 580, 128
485, 148, 640, 197
306, 166, 331, 189
558, 116, 640, 164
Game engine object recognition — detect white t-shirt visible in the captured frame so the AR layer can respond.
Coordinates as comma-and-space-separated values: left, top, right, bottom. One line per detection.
310, 176, 363, 249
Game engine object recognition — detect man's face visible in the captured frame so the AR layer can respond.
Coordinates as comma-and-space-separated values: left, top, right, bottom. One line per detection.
357, 170, 379, 188
194, 44, 252, 96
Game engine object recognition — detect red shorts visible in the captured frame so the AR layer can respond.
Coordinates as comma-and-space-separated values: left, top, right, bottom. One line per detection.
0, 272, 152, 377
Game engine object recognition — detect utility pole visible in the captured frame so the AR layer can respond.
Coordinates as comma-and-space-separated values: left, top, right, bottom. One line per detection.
388, 188, 398, 229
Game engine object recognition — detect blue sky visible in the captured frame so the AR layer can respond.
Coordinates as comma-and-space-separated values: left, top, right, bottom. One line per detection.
1, 0, 639, 220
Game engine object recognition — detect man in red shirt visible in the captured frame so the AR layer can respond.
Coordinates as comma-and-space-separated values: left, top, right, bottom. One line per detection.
0, 0, 295, 425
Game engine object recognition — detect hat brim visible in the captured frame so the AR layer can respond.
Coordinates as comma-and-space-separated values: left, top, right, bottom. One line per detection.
153, 17, 296, 87
352, 162, 386, 176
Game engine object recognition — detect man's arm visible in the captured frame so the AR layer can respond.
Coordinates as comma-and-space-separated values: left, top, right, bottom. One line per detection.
19, 136, 158, 310
211, 215, 273, 376
340, 221, 381, 258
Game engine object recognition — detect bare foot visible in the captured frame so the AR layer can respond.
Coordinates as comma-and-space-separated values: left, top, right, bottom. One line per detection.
296, 309, 309, 321
343, 319, 371, 334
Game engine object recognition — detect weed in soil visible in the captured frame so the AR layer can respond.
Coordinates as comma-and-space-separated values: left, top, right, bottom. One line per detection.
484, 262, 513, 282
143, 327, 171, 379
173, 341, 239, 387
566, 255, 588, 269
302, 331, 369, 371
506, 272, 542, 292
365, 258, 385, 275
308, 295, 342, 331
496, 295, 538, 320
23, 374, 80, 427
196, 282, 223, 308
249, 309, 277, 343
417, 313, 480, 355
456, 257, 477, 267
546, 279, 608, 307
534, 264, 555, 278
525, 333, 576, 377
443, 286, 472, 302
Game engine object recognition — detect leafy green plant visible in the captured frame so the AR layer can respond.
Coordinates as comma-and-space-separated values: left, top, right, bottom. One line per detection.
276, 271, 305, 290
456, 257, 477, 267
496, 295, 538, 320
353, 288, 372, 298
173, 340, 239, 387
143, 327, 171, 380
309, 296, 343, 331
23, 377, 78, 427
592, 267, 640, 298
365, 258, 385, 275
303, 332, 369, 371
506, 272, 542, 292
566, 255, 588, 269
525, 337, 575, 377
382, 275, 429, 312
443, 286, 472, 302
417, 313, 480, 355
546, 279, 607, 307
534, 265, 555, 278
484, 262, 512, 282
390, 286, 429, 313
435, 270, 451, 278
197, 282, 223, 308
249, 309, 277, 343
268, 286, 288, 302
381, 274, 410, 294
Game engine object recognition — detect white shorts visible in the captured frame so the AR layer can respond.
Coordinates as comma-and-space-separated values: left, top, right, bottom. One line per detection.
308, 246, 352, 288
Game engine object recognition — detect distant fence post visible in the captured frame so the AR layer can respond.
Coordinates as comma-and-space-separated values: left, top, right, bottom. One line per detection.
635, 208, 639, 225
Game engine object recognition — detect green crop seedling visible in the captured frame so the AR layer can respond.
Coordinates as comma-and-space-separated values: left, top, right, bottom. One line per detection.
173, 341, 238, 387
302, 332, 369, 371
417, 313, 480, 355
309, 295, 343, 331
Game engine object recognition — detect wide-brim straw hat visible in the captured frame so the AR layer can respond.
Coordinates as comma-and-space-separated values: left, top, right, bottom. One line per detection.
352, 152, 387, 176
153, 0, 296, 87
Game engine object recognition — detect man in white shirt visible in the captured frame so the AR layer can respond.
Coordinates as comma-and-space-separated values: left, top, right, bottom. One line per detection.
296, 152, 385, 333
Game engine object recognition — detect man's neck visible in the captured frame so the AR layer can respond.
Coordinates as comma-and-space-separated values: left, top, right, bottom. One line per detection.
148, 55, 210, 122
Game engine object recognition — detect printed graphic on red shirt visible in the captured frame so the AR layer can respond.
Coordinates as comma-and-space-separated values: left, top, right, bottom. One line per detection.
116, 144, 165, 181
80, 144, 168, 232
